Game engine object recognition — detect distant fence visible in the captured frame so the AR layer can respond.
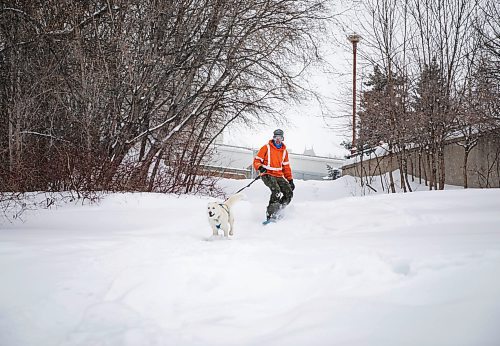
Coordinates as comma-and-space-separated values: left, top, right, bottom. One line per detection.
292, 170, 327, 181
199, 165, 250, 180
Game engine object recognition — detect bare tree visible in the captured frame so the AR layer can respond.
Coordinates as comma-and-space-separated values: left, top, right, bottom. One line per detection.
348, 0, 497, 190
0, 0, 330, 201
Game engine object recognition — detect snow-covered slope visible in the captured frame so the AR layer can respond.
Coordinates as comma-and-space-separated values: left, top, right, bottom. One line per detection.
1, 176, 500, 346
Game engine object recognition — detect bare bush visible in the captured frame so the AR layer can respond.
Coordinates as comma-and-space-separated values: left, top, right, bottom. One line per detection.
0, 0, 330, 205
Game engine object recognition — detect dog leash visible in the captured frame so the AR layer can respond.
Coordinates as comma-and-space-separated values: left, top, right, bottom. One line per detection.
233, 175, 261, 194
215, 203, 230, 230
215, 176, 260, 231
219, 203, 230, 216
220, 175, 261, 208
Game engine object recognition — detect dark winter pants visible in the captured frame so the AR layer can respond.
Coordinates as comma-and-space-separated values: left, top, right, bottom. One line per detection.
261, 175, 293, 220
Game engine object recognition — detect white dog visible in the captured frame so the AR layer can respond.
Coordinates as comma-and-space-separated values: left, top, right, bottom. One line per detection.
207, 193, 244, 237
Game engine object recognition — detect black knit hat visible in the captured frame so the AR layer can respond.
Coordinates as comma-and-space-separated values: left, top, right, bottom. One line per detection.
273, 129, 284, 137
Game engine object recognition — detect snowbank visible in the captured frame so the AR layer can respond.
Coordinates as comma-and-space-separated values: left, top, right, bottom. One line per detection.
1, 177, 499, 346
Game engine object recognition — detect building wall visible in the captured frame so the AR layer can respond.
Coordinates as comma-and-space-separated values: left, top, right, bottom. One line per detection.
445, 135, 500, 188
341, 133, 500, 188
208, 144, 345, 180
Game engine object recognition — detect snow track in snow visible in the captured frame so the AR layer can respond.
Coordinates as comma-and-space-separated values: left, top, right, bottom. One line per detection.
1, 177, 500, 346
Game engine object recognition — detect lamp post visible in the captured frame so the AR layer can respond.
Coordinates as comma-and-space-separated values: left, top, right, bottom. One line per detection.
348, 33, 361, 153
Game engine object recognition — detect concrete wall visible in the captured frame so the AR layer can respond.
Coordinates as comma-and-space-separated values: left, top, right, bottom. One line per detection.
342, 133, 500, 188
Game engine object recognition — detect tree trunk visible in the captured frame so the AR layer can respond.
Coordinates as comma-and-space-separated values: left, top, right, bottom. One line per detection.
409, 152, 415, 182
360, 150, 364, 188
403, 154, 412, 192
147, 148, 164, 192
398, 153, 407, 192
418, 150, 422, 184
134, 144, 162, 189
422, 151, 428, 187
388, 153, 396, 193
463, 148, 470, 189
430, 148, 438, 190
438, 144, 445, 190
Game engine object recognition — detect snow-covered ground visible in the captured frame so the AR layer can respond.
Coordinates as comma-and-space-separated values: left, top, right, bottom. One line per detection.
1, 175, 500, 346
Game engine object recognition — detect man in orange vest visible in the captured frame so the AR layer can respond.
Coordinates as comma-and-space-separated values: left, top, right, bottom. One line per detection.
253, 129, 295, 223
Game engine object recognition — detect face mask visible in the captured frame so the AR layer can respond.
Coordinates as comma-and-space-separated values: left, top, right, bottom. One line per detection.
273, 135, 284, 144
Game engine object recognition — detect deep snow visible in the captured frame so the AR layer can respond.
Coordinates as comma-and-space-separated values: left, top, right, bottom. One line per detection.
1, 175, 500, 346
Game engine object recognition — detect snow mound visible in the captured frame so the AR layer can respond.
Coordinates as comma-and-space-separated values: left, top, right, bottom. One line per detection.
1, 177, 500, 346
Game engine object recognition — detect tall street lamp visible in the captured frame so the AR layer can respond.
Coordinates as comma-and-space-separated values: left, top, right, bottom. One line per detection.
348, 33, 361, 153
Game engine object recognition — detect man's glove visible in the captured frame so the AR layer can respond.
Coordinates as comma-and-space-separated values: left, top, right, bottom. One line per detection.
258, 166, 267, 173
288, 179, 295, 191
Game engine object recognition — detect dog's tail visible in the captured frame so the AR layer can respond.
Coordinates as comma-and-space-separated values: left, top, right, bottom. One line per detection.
224, 192, 245, 208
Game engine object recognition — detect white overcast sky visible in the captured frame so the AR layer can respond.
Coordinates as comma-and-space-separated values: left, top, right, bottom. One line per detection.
223, 3, 363, 158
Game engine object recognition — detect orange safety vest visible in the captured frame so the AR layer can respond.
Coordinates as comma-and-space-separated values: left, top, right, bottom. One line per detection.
253, 140, 293, 180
